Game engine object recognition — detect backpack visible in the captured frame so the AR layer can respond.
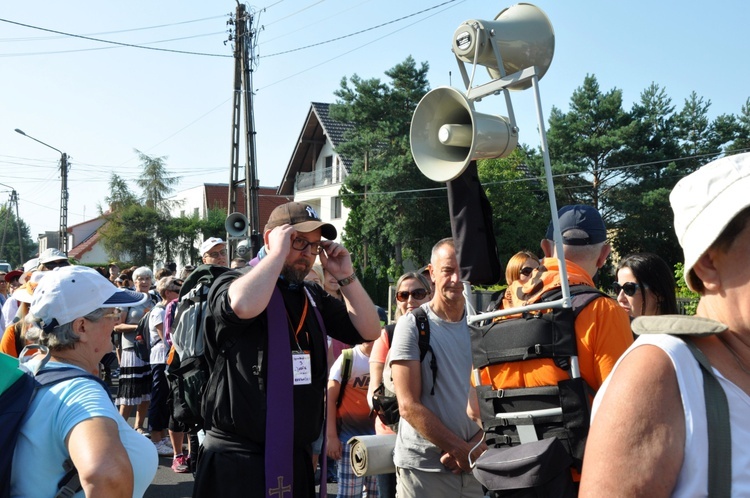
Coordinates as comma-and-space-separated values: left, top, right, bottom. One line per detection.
0, 346, 110, 498
370, 307, 434, 431
132, 302, 164, 362
470, 284, 606, 497
168, 264, 231, 427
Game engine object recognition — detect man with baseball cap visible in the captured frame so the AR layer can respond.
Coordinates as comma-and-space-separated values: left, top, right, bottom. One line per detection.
472, 204, 632, 488
200, 237, 227, 267
193, 201, 381, 498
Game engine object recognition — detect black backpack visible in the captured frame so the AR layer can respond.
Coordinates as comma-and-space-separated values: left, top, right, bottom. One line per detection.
370, 307, 435, 431
0, 346, 110, 498
168, 264, 231, 427
470, 284, 607, 497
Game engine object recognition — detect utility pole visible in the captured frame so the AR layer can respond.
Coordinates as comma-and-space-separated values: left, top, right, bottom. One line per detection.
14, 129, 69, 254
12, 190, 23, 263
227, 3, 261, 259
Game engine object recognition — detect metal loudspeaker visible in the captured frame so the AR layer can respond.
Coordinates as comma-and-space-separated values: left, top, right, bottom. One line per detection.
452, 3, 554, 90
410, 86, 518, 182
225, 212, 249, 237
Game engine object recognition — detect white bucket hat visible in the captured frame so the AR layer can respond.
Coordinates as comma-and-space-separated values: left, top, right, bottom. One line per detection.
670, 152, 750, 291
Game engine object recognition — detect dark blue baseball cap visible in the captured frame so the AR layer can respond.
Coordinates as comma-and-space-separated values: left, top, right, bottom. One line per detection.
545, 205, 607, 245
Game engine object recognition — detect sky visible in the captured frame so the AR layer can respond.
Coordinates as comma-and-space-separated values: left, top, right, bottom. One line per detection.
1, 0, 748, 244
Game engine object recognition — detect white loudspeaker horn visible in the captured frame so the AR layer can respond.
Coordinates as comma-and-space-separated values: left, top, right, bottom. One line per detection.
225, 212, 249, 237
452, 3, 554, 91
410, 86, 518, 182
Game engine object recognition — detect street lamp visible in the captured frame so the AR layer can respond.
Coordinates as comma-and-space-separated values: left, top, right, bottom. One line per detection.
14, 128, 70, 255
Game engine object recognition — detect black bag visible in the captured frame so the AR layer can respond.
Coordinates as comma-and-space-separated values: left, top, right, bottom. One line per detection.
132, 311, 151, 362
370, 309, 435, 431
473, 437, 576, 498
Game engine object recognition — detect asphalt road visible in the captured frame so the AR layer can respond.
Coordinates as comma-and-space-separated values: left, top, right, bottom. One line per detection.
111, 373, 339, 497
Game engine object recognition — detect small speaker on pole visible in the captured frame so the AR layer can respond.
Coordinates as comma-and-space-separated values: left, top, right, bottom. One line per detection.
225, 212, 249, 237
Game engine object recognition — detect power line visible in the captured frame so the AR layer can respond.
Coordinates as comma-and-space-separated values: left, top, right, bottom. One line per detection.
261, 0, 459, 58
0, 17, 231, 58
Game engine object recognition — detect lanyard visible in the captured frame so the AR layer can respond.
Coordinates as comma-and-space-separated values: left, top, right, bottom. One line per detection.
287, 294, 309, 351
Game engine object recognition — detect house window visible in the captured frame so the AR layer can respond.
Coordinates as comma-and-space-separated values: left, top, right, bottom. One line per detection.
331, 196, 342, 219
194, 207, 200, 218
325, 155, 333, 169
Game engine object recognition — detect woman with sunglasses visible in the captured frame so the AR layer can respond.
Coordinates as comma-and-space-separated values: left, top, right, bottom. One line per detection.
488, 250, 540, 311
614, 253, 678, 318
368, 271, 432, 498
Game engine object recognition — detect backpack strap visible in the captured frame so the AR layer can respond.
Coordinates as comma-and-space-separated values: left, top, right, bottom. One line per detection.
682, 339, 731, 498
412, 307, 436, 395
385, 323, 396, 347
336, 348, 353, 408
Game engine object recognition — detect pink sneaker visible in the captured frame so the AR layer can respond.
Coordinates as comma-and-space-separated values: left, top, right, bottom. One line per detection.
171, 454, 189, 473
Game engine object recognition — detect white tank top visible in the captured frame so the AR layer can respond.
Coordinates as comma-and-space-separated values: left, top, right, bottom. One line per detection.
592, 333, 750, 496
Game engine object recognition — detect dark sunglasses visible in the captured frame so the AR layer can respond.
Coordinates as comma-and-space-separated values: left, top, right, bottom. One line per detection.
291, 238, 323, 254
519, 266, 536, 277
44, 260, 70, 269
612, 281, 646, 297
396, 288, 428, 302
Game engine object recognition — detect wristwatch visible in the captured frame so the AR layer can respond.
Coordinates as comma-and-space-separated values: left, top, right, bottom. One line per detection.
337, 272, 358, 287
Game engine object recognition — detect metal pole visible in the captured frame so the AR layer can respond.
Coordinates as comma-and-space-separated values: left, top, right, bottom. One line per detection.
12, 191, 23, 263
14, 129, 69, 254
59, 153, 69, 254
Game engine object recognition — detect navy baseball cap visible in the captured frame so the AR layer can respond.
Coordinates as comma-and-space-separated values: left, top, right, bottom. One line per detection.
545, 205, 607, 245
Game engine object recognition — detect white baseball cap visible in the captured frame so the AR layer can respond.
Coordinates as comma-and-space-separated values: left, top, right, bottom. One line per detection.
38, 248, 68, 264
200, 237, 225, 255
31, 266, 147, 330
670, 152, 750, 291
11, 271, 47, 304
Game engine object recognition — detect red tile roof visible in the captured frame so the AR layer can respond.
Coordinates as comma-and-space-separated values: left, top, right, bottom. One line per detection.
202, 184, 292, 226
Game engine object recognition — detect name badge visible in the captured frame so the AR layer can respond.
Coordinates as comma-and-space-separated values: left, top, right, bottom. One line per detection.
293, 352, 312, 385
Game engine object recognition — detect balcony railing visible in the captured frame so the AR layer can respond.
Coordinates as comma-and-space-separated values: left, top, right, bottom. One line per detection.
296, 166, 341, 191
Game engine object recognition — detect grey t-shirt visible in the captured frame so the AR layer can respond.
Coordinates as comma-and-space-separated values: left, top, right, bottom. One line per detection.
388, 303, 477, 472
120, 296, 154, 349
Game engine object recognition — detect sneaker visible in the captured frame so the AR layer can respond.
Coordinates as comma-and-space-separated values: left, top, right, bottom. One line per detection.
154, 439, 173, 456
171, 454, 189, 473
135, 427, 150, 437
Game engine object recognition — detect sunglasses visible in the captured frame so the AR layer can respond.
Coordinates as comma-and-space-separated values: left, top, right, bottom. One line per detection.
44, 260, 70, 269
291, 238, 323, 254
207, 249, 228, 258
519, 266, 536, 277
395, 288, 428, 302
612, 282, 646, 297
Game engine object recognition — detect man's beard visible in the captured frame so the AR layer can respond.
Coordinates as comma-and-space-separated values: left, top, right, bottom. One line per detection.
281, 260, 310, 285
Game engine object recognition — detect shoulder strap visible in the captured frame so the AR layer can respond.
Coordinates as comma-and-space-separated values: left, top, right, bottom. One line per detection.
412, 307, 437, 395
385, 323, 396, 347
682, 339, 731, 498
337, 348, 353, 408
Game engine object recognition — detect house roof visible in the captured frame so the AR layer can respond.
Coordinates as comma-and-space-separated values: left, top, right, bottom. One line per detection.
202, 184, 292, 228
68, 229, 101, 260
278, 102, 356, 195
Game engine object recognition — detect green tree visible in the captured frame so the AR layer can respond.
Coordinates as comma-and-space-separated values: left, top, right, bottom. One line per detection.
134, 149, 180, 215
545, 74, 638, 215
477, 146, 549, 265
332, 56, 451, 292
608, 83, 685, 266
0, 204, 35, 268
99, 203, 161, 266
727, 97, 750, 153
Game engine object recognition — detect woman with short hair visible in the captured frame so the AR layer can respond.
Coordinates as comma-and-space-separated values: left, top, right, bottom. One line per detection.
10, 265, 158, 497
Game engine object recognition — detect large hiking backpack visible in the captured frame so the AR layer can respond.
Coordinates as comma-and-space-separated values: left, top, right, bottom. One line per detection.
0, 346, 110, 498
470, 284, 606, 497
169, 264, 231, 427
370, 307, 435, 431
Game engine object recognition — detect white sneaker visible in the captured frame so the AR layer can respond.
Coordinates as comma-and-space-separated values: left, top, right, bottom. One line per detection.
154, 439, 173, 456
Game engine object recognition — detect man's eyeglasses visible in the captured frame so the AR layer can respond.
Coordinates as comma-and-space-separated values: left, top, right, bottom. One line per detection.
291, 238, 323, 254
519, 266, 536, 277
395, 289, 429, 302
102, 309, 122, 320
207, 249, 228, 258
612, 281, 646, 297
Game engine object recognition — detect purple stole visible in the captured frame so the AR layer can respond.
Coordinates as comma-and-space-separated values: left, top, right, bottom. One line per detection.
263, 283, 329, 498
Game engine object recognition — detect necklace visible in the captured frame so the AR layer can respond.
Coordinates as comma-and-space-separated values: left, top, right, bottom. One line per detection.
717, 334, 750, 376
